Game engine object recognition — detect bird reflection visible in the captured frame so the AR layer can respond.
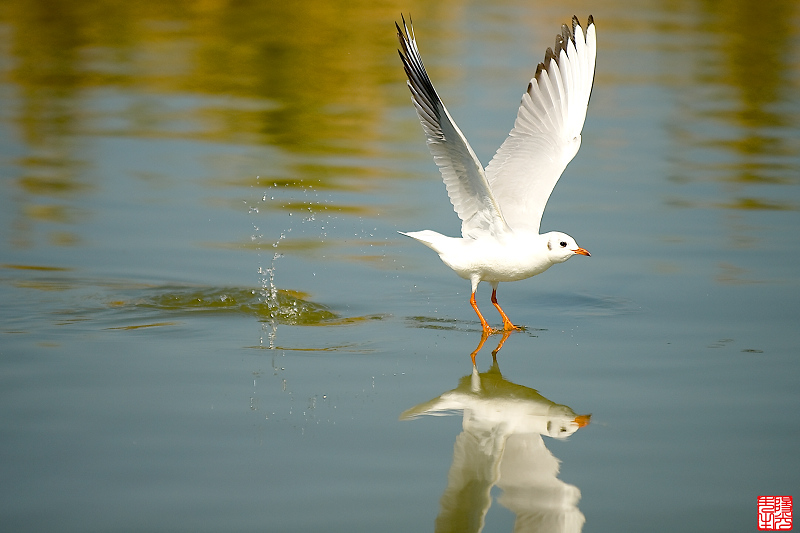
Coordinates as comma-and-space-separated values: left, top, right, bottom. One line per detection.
469, 330, 513, 364
402, 340, 590, 533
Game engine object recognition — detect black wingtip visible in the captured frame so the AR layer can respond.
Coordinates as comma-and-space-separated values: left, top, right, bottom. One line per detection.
394, 14, 443, 129
571, 15, 594, 36
396, 15, 410, 59
397, 13, 413, 40
396, 14, 408, 42
534, 16, 595, 84
561, 23, 572, 46
544, 46, 556, 65
554, 34, 565, 57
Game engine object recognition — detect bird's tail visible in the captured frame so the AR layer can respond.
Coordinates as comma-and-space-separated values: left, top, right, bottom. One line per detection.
398, 230, 450, 254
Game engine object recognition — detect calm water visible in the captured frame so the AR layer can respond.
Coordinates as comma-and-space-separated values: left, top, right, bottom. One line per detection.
1, 0, 799, 531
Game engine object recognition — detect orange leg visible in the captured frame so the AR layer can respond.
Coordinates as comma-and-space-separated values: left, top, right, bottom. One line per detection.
491, 329, 513, 357
469, 330, 490, 366
471, 329, 512, 365
470, 292, 495, 335
491, 288, 520, 331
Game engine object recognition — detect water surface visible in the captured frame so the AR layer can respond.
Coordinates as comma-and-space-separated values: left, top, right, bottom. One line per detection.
1, 0, 799, 531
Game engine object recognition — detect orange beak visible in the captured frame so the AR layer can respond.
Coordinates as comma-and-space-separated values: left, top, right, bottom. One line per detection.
573, 414, 592, 428
572, 247, 591, 256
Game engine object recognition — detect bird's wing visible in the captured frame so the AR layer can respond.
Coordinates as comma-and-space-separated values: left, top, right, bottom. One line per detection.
484, 16, 596, 233
397, 16, 509, 239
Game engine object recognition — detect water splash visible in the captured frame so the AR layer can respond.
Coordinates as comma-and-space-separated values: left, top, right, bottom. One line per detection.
259, 244, 287, 349
251, 175, 340, 347
253, 178, 282, 348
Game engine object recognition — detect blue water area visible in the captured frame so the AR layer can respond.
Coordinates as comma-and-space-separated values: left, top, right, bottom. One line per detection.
1, 1, 799, 532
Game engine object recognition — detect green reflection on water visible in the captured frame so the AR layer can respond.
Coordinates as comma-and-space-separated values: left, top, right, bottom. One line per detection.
133, 286, 337, 325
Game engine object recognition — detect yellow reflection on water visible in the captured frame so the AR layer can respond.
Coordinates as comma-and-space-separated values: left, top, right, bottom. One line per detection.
2, 0, 797, 257
0, 0, 468, 252
666, 0, 800, 198
700, 0, 795, 132
2, 0, 445, 153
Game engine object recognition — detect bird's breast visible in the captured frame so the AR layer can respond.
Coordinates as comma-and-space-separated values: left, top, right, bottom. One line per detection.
437, 234, 552, 283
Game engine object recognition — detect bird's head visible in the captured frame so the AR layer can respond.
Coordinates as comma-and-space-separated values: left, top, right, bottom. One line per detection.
544, 232, 591, 263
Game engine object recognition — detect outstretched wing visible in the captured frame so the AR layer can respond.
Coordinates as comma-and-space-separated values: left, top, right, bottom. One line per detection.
484, 16, 596, 233
397, 16, 509, 239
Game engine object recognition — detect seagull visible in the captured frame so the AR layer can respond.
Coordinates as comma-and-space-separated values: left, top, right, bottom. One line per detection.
396, 15, 596, 334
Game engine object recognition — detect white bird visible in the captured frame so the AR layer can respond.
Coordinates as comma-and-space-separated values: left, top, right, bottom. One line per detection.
396, 15, 596, 334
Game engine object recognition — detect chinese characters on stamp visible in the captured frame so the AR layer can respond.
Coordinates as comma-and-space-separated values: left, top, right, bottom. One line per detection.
758, 496, 793, 531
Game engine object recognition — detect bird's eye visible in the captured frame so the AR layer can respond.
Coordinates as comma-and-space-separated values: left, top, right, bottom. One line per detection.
559, 241, 567, 248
